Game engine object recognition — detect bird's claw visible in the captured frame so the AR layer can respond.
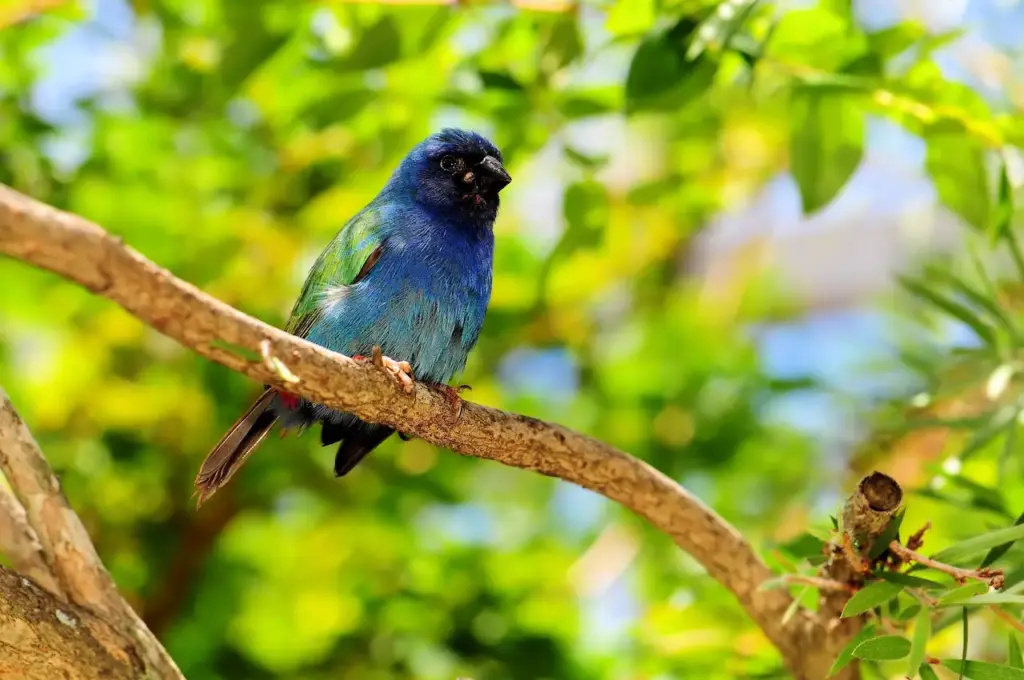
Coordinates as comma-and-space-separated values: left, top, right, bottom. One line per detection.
438, 384, 467, 423
369, 345, 414, 394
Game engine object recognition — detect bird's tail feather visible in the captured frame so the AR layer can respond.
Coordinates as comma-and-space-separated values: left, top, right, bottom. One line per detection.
194, 389, 278, 507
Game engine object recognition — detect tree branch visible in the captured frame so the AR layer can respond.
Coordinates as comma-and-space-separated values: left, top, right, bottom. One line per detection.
0, 566, 143, 680
0, 184, 829, 676
0, 388, 183, 679
0, 482, 60, 596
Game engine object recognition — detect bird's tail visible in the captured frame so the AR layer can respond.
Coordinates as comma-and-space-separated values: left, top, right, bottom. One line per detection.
194, 389, 278, 508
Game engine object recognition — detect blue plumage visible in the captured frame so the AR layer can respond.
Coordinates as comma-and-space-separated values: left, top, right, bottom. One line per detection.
194, 129, 510, 504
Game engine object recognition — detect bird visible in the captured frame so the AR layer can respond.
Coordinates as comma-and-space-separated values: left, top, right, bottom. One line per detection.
193, 128, 511, 507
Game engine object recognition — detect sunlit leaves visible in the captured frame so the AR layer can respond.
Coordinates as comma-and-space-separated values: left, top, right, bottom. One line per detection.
789, 88, 865, 214
926, 133, 991, 231
932, 524, 1024, 565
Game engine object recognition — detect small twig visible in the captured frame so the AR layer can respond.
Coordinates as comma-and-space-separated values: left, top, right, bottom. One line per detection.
907, 522, 931, 551
990, 605, 1024, 634
260, 339, 300, 384
783, 575, 857, 594
0, 483, 60, 595
888, 540, 1004, 588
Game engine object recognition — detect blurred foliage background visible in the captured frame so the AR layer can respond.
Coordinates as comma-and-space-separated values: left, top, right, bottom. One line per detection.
3, 0, 1024, 678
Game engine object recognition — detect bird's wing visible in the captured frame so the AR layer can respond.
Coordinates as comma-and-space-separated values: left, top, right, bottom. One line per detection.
285, 206, 386, 339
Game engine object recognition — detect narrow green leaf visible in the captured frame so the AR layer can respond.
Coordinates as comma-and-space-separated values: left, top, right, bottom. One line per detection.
941, 659, 1024, 680
920, 663, 940, 680
876, 570, 944, 590
981, 511, 1024, 568
932, 524, 1024, 565
779, 532, 828, 559
953, 593, 1024, 606
789, 89, 864, 214
869, 508, 906, 559
842, 581, 905, 618
829, 624, 876, 677
909, 607, 932, 675
926, 133, 990, 231
782, 586, 809, 626
938, 582, 990, 605
852, 635, 911, 661
898, 275, 997, 345
991, 158, 1014, 243
1010, 633, 1023, 669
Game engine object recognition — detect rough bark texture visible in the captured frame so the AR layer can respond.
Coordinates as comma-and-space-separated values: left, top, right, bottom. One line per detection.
0, 389, 183, 679
0, 183, 856, 678
0, 567, 142, 680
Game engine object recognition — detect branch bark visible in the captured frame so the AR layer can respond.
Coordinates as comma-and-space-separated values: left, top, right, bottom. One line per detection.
0, 184, 838, 677
0, 389, 183, 679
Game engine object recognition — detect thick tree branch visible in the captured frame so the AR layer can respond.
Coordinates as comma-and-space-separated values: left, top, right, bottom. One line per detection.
0, 184, 829, 676
0, 566, 142, 680
0, 389, 183, 679
0, 482, 60, 595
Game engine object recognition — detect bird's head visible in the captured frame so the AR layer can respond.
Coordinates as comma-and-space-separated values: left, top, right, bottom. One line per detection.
399, 128, 511, 225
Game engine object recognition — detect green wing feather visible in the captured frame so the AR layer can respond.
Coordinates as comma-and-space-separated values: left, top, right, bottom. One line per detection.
285, 206, 386, 339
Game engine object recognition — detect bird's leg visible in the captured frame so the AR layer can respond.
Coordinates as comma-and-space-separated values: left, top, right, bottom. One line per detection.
369, 345, 415, 394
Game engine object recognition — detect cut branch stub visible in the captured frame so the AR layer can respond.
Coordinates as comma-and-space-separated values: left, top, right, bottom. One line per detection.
842, 471, 903, 547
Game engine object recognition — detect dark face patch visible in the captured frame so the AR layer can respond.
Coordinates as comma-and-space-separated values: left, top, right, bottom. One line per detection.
413, 129, 511, 224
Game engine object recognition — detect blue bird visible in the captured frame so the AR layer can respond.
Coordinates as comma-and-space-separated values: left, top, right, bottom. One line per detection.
194, 129, 511, 505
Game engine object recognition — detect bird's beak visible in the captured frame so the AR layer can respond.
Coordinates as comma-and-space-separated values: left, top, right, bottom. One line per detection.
477, 156, 511, 192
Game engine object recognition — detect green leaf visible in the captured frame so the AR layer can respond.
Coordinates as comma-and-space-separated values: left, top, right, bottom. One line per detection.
941, 660, 1024, 680
686, 0, 764, 61
898, 275, 997, 345
867, 21, 926, 59
898, 602, 923, 621
479, 70, 524, 91
561, 181, 610, 252
789, 89, 864, 214
932, 524, 1024, 565
938, 582, 989, 605
853, 635, 911, 661
779, 532, 828, 560
543, 15, 582, 71
842, 581, 905, 618
869, 508, 906, 559
340, 16, 402, 71
953, 593, 1024, 606
1010, 634, 1023, 669
829, 624, 877, 677
920, 664, 941, 680
909, 607, 932, 675
981, 510, 1024, 568
625, 26, 716, 112
926, 133, 990, 231
876, 570, 944, 590
991, 158, 1015, 243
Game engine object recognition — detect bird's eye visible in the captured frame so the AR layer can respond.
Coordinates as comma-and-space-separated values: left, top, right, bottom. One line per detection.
439, 155, 459, 172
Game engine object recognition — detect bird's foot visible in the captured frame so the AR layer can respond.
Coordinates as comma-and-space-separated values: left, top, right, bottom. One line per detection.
437, 384, 470, 423
367, 345, 415, 394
